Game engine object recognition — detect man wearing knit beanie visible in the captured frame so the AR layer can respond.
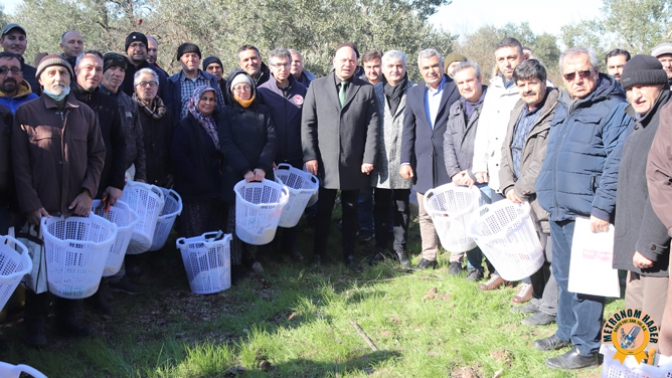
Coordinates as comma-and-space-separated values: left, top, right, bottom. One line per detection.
121, 31, 168, 100
203, 56, 227, 98
444, 52, 467, 78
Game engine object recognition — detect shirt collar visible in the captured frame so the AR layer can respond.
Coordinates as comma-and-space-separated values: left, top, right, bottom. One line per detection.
427, 76, 446, 94
180, 69, 205, 82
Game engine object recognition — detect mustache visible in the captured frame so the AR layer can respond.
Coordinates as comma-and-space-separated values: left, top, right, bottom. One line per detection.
522, 91, 537, 97
2, 78, 17, 85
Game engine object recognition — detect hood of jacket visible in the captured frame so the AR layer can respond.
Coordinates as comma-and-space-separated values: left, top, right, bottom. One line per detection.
0, 79, 33, 98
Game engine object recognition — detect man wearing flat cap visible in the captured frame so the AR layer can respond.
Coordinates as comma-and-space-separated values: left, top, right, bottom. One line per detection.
166, 42, 224, 120
652, 43, 672, 87
12, 54, 106, 346
122, 31, 168, 101
1, 23, 40, 95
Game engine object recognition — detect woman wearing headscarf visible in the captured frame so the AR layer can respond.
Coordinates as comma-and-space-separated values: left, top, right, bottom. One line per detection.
171, 86, 226, 237
218, 70, 276, 281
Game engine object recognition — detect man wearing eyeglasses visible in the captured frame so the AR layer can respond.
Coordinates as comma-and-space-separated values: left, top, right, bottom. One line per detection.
1, 24, 39, 95
534, 47, 631, 370
121, 32, 168, 101
0, 51, 37, 113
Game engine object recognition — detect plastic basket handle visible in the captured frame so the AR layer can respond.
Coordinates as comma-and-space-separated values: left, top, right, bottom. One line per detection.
16, 364, 48, 378
277, 163, 291, 171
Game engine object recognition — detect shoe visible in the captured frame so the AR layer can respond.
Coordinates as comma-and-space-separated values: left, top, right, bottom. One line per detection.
25, 318, 47, 348
288, 249, 304, 263
478, 274, 505, 291
87, 286, 113, 315
511, 301, 539, 314
511, 283, 533, 304
56, 315, 97, 337
368, 251, 386, 266
448, 262, 463, 276
309, 255, 322, 267
109, 276, 143, 295
358, 230, 373, 243
251, 262, 264, 275
126, 264, 142, 277
521, 311, 556, 326
417, 259, 437, 269
545, 347, 599, 370
395, 250, 410, 269
466, 268, 484, 281
345, 256, 361, 273
231, 265, 248, 285
533, 334, 571, 351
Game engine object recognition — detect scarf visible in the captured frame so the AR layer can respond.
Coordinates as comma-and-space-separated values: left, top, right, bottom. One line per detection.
133, 93, 167, 120
234, 94, 255, 108
187, 86, 220, 149
384, 74, 407, 115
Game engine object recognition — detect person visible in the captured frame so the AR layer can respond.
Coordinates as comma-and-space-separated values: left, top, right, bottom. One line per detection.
534, 47, 631, 370
122, 32, 168, 101
522, 47, 535, 60
203, 56, 227, 100
0, 51, 38, 113
0, 104, 13, 234
237, 45, 271, 86
302, 43, 379, 273
605, 48, 631, 84
12, 54, 106, 346
146, 36, 168, 77
257, 48, 307, 263
59, 30, 83, 69
613, 55, 671, 330
218, 70, 276, 280
289, 49, 315, 87
400, 48, 459, 269
166, 43, 225, 120
443, 52, 467, 78
370, 50, 414, 268
500, 59, 560, 326
442, 61, 488, 279
134, 68, 175, 188
362, 50, 382, 85
652, 42, 672, 87
1, 23, 39, 95
171, 85, 225, 238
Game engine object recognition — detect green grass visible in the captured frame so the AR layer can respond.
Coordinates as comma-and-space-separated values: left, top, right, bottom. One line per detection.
0, 212, 622, 377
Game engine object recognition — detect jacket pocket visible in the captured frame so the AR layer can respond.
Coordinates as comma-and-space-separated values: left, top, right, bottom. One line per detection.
569, 115, 601, 144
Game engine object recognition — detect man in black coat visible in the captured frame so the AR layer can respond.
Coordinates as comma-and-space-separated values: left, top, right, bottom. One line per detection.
302, 43, 379, 272
400, 48, 459, 269
0, 104, 13, 234
122, 32, 168, 101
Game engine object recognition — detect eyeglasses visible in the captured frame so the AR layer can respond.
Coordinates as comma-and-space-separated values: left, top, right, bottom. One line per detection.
271, 62, 290, 68
563, 70, 592, 82
137, 81, 158, 87
0, 67, 21, 76
233, 85, 251, 92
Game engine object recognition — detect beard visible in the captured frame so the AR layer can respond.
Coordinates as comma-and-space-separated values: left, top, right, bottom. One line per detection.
1, 78, 17, 93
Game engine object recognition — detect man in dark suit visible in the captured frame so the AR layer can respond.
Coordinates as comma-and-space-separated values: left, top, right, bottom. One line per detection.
302, 42, 379, 272
400, 48, 460, 269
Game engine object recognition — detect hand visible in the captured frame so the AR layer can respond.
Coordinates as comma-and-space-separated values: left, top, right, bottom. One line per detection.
306, 160, 318, 175
451, 172, 465, 184
399, 164, 414, 180
165, 174, 174, 188
456, 171, 475, 187
69, 190, 93, 216
474, 172, 489, 183
633, 251, 654, 269
28, 208, 49, 226
253, 168, 266, 182
244, 170, 255, 182
506, 189, 522, 203
104, 186, 123, 206
273, 162, 278, 170
589, 215, 610, 233
361, 163, 374, 175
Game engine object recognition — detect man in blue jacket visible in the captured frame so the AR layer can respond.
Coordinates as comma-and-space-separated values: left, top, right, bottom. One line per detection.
0, 52, 37, 113
534, 47, 631, 370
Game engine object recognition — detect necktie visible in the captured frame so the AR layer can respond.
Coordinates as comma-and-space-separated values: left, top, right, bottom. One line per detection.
339, 81, 347, 108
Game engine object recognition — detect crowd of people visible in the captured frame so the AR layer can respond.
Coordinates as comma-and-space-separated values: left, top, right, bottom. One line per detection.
2, 21, 672, 371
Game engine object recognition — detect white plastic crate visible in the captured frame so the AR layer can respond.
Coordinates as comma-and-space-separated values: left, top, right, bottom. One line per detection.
91, 200, 138, 276
149, 188, 183, 251
0, 361, 47, 378
234, 179, 289, 245
0, 236, 32, 311
424, 183, 481, 253
120, 181, 164, 255
600, 344, 672, 377
274, 163, 319, 228
176, 232, 231, 294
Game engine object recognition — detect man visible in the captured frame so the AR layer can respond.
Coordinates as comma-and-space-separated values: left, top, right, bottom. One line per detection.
203, 56, 227, 100
362, 50, 382, 85
652, 42, 672, 86
1, 24, 39, 95
258, 48, 307, 263
605, 48, 631, 84
237, 45, 271, 86
535, 47, 631, 370
146, 36, 168, 77
302, 43, 379, 272
613, 55, 671, 330
122, 32, 168, 101
59, 30, 83, 69
13, 54, 106, 346
523, 47, 535, 60
290, 49, 315, 87
0, 52, 37, 113
166, 43, 224, 120
443, 52, 467, 78
500, 59, 560, 327
400, 48, 459, 269
0, 104, 13, 234
442, 61, 488, 278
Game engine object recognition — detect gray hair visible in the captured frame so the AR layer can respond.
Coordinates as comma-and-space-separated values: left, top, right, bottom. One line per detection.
134, 68, 159, 87
417, 48, 442, 66
453, 61, 481, 78
559, 47, 599, 73
147, 36, 157, 45
382, 50, 407, 66
269, 48, 292, 63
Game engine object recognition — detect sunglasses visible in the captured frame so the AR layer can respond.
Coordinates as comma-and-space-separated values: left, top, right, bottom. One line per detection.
563, 69, 592, 82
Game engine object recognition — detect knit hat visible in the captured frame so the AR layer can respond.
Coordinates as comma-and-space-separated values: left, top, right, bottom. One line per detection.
652, 43, 672, 58
35, 54, 74, 79
176, 43, 201, 61
230, 72, 252, 88
335, 42, 359, 59
125, 32, 148, 51
444, 52, 467, 71
203, 56, 223, 71
620, 54, 668, 90
103, 52, 128, 72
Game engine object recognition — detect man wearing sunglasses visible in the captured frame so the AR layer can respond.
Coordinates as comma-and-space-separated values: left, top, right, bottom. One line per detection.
0, 51, 37, 113
535, 47, 631, 370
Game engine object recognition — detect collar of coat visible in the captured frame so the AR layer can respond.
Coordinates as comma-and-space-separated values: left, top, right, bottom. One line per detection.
41, 91, 80, 110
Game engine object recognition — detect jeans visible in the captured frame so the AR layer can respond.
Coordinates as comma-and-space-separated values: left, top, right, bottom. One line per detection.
358, 186, 374, 232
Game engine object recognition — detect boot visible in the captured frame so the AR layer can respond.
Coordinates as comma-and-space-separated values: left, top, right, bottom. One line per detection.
395, 249, 410, 268
55, 299, 97, 337
25, 316, 47, 348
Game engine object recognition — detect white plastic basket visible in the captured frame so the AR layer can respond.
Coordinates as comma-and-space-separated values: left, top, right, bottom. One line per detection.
600, 344, 672, 377
0, 362, 47, 378
176, 231, 231, 294
275, 163, 319, 228
467, 200, 543, 281
234, 179, 289, 245
91, 200, 139, 277
0, 236, 32, 311
424, 183, 481, 253
149, 188, 183, 251
120, 181, 165, 255
41, 214, 117, 299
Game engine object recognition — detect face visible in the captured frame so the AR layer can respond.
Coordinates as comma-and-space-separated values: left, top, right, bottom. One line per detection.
291, 52, 303, 77
126, 41, 147, 63
495, 46, 523, 81
60, 31, 83, 59
38, 65, 71, 95
75, 54, 103, 91
523, 48, 534, 60
333, 47, 357, 81
606, 54, 628, 82
626, 85, 663, 115
363, 58, 382, 84
179, 52, 200, 73
0, 57, 23, 95
561, 53, 599, 100
270, 56, 291, 83
517, 77, 547, 108
419, 55, 443, 88
657, 54, 672, 79
454, 67, 482, 103
238, 49, 261, 77
103, 66, 125, 90
198, 90, 216, 116
0, 30, 27, 57
447, 61, 461, 77
146, 38, 158, 64
383, 59, 406, 85
205, 63, 223, 81
232, 82, 252, 101
134, 72, 158, 101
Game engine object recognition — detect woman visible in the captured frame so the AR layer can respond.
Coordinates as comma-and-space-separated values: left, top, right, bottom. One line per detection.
171, 86, 226, 237
218, 70, 276, 280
